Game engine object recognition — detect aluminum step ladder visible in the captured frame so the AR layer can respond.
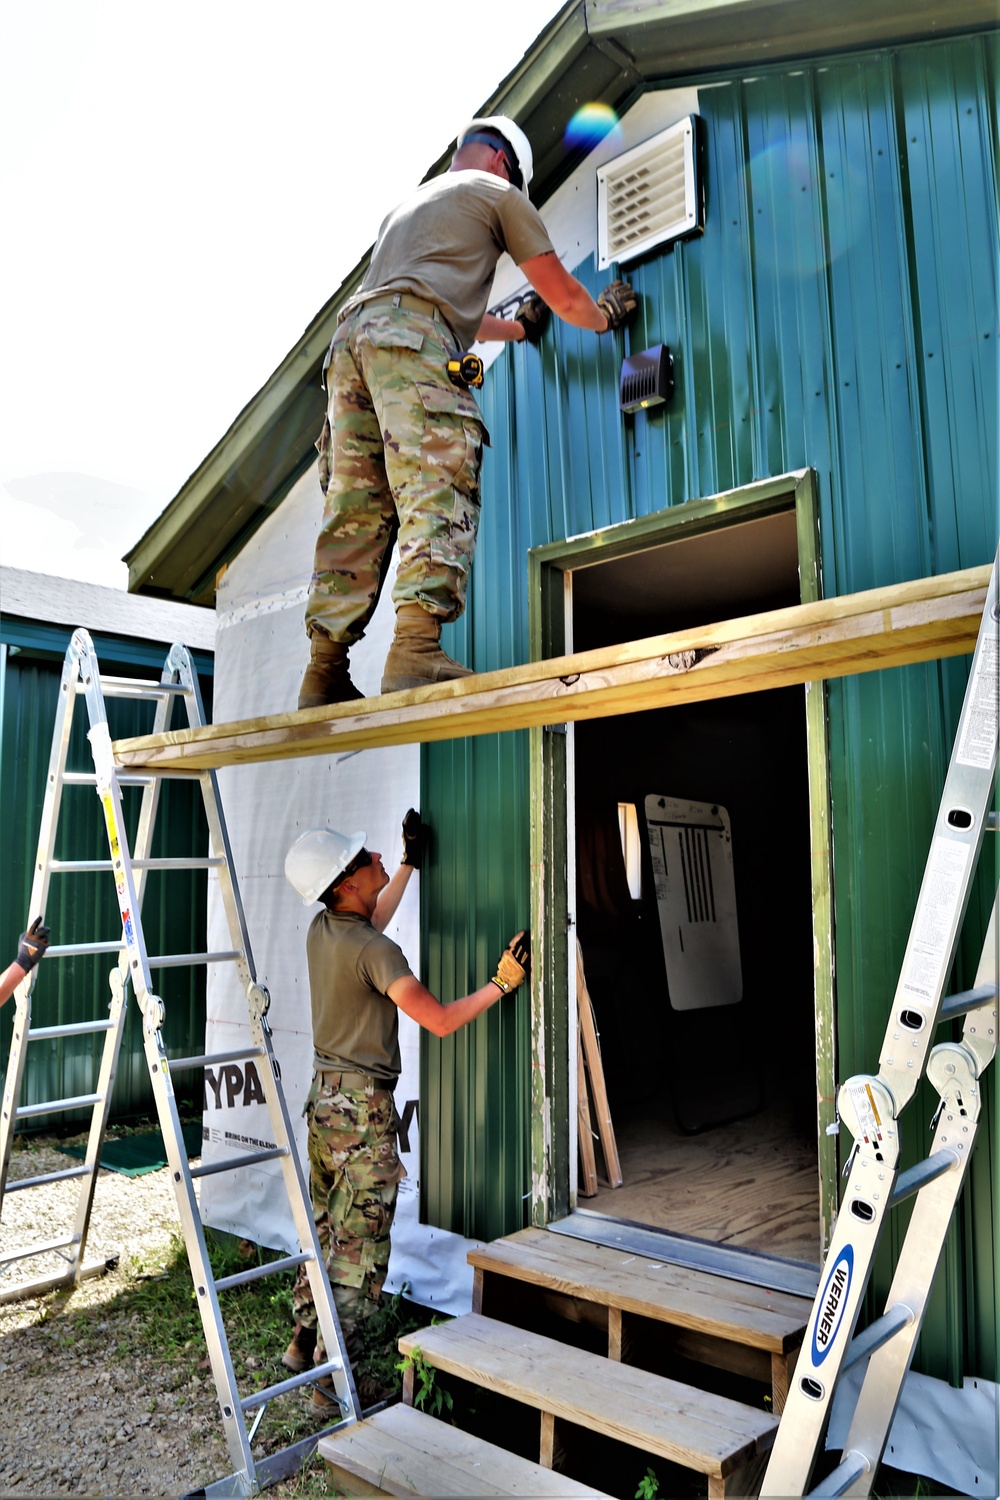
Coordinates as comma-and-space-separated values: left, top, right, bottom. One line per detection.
761, 550, 999, 1498
0, 629, 359, 1496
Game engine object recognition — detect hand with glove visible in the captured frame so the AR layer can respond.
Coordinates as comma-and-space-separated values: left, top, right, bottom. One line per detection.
513, 292, 549, 345
17, 916, 50, 972
491, 930, 531, 994
597, 279, 637, 332
400, 808, 428, 869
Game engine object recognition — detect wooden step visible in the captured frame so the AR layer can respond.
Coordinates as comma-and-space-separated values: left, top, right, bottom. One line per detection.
318, 1402, 609, 1497
470, 1227, 811, 1412
398, 1313, 777, 1499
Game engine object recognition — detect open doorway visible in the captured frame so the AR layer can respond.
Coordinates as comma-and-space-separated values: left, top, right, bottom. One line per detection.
530, 475, 833, 1273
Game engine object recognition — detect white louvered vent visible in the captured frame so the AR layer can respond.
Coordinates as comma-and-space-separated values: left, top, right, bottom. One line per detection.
597, 116, 701, 270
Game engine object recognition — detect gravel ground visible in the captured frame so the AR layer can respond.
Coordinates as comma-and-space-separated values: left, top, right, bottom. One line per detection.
0, 1139, 329, 1498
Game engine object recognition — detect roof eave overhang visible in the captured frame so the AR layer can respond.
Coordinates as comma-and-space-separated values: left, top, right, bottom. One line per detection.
126, 0, 998, 605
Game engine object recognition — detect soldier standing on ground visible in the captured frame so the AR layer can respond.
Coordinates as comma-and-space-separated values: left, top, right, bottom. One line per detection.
282, 810, 530, 1408
299, 114, 636, 708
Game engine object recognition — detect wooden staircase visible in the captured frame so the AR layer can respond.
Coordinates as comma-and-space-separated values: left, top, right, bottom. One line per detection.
319, 1227, 813, 1498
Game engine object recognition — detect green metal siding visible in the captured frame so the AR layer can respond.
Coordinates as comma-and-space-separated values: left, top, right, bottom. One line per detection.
421, 31, 997, 1381
1, 633, 213, 1130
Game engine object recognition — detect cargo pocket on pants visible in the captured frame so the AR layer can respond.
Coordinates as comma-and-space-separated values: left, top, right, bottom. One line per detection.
414, 381, 490, 497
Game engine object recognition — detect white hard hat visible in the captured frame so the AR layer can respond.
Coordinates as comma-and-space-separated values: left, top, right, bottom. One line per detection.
459, 115, 533, 197
284, 827, 366, 904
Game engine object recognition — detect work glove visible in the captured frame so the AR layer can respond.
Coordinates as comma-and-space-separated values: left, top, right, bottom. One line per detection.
491, 930, 531, 993
597, 279, 637, 332
16, 916, 50, 972
514, 292, 549, 346
400, 808, 428, 869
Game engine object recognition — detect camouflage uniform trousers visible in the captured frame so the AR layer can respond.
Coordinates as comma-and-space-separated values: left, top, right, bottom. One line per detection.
304, 301, 489, 645
293, 1073, 405, 1364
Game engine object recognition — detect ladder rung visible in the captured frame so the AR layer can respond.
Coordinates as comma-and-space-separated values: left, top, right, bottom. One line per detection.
45, 941, 125, 958
240, 1357, 345, 1412
987, 810, 998, 831
16, 1091, 103, 1118
42, 942, 240, 968
890, 1150, 956, 1206
48, 857, 225, 873
4, 1164, 91, 1192
170, 1047, 265, 1072
149, 949, 242, 970
28, 1018, 116, 1038
842, 1305, 911, 1372
78, 677, 190, 700
0, 1233, 79, 1267
190, 1146, 287, 1180
809, 1452, 870, 1497
61, 769, 195, 785
62, 770, 157, 787
214, 1252, 309, 1293
938, 980, 997, 1022
0, 1256, 118, 1303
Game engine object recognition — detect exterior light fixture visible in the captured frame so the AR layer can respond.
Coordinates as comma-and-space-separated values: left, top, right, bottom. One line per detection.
619, 343, 674, 414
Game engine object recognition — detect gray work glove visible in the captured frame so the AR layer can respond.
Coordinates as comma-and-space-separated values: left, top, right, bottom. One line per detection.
400, 808, 428, 869
491, 930, 531, 993
597, 280, 637, 332
17, 916, 50, 972
514, 293, 549, 346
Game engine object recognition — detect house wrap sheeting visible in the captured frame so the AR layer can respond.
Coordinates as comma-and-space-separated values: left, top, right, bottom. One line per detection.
197, 464, 480, 1316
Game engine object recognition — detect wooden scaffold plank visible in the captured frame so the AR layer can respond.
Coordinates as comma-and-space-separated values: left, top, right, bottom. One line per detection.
112, 566, 989, 773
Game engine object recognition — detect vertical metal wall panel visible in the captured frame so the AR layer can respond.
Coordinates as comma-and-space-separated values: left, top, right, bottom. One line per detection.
422, 30, 998, 1372
0, 648, 211, 1130
420, 730, 532, 1240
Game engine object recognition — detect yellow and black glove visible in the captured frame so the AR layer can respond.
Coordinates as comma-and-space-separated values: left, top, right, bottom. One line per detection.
400, 808, 428, 869
597, 279, 637, 332
514, 293, 549, 346
491, 930, 531, 993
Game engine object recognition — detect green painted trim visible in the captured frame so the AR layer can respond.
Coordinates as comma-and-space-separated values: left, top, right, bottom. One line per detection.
529, 551, 571, 1222
0, 620, 214, 676
530, 470, 814, 573
586, 0, 998, 67
530, 469, 836, 1244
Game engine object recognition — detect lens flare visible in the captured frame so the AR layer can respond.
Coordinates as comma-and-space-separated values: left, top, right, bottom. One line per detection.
564, 103, 621, 153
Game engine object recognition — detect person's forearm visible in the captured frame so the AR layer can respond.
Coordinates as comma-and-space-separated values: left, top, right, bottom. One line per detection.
547, 280, 608, 331
475, 313, 525, 343
0, 961, 29, 1007
431, 982, 504, 1036
372, 865, 414, 933
519, 252, 611, 332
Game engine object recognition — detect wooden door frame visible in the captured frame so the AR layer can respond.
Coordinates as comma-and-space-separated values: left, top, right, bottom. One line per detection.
527, 468, 839, 1255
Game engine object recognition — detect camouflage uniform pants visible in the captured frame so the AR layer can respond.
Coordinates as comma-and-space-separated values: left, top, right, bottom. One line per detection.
304, 301, 489, 644
293, 1073, 405, 1361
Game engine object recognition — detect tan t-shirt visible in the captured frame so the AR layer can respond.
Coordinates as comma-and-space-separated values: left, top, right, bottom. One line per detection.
306, 909, 413, 1080
343, 170, 556, 348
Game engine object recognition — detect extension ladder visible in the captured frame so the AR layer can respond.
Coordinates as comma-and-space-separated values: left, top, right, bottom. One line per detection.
0, 630, 359, 1496
761, 550, 999, 1498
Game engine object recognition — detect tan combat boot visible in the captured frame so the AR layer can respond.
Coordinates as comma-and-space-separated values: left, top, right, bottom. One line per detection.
281, 1322, 318, 1373
298, 632, 364, 709
381, 603, 472, 693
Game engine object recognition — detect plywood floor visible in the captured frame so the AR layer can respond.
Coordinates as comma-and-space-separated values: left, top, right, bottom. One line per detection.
586, 1098, 821, 1266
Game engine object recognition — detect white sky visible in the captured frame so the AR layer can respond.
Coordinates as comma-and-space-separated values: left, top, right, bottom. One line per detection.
0, 0, 563, 590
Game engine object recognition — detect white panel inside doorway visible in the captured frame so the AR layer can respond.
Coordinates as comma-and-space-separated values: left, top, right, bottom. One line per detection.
644, 795, 742, 1011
